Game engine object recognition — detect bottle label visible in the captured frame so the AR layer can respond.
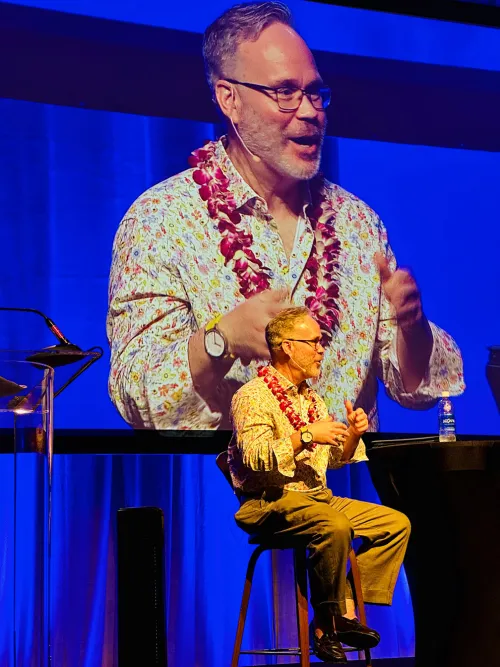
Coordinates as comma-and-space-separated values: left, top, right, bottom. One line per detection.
439, 415, 456, 432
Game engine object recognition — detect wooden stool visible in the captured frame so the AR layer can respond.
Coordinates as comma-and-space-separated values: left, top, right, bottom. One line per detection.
216, 452, 373, 667
231, 540, 372, 667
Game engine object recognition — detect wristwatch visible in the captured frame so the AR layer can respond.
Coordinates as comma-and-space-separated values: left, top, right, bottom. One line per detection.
300, 425, 313, 446
204, 314, 234, 360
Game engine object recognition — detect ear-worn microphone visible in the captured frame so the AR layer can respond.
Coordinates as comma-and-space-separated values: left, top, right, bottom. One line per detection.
230, 118, 261, 163
288, 355, 308, 374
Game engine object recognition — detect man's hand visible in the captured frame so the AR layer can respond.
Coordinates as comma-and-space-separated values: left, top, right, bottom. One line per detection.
344, 400, 368, 438
374, 252, 423, 332
218, 289, 290, 363
374, 251, 433, 392
308, 418, 348, 445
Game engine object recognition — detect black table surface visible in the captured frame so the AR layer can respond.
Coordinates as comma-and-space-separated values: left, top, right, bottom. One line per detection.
0, 429, 498, 455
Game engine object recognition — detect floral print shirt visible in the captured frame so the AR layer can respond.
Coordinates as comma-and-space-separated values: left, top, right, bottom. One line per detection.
107, 138, 465, 430
228, 366, 368, 493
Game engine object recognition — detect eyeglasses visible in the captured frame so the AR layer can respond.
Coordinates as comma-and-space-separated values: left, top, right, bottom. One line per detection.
224, 78, 331, 112
283, 338, 324, 350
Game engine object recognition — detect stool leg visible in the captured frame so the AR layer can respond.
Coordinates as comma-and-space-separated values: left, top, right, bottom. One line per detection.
293, 548, 310, 667
231, 546, 265, 667
348, 548, 373, 667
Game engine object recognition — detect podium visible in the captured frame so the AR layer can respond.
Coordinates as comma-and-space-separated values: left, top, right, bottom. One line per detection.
0, 347, 101, 667
0, 357, 54, 667
368, 438, 500, 667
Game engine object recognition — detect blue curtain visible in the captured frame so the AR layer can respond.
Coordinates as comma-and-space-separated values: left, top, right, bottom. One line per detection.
0, 98, 415, 666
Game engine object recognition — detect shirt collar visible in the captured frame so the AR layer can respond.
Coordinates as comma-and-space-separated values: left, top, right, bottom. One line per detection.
214, 137, 313, 219
266, 364, 310, 395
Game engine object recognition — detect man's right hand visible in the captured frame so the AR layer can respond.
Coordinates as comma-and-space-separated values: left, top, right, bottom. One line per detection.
308, 419, 348, 445
218, 289, 290, 364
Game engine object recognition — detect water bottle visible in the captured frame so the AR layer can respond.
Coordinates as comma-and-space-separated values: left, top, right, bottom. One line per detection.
438, 391, 456, 442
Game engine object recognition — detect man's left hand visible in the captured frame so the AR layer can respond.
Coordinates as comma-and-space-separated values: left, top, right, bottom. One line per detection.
374, 252, 423, 331
345, 400, 368, 437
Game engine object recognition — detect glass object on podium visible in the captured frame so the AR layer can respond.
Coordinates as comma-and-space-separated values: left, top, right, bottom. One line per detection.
0, 356, 54, 667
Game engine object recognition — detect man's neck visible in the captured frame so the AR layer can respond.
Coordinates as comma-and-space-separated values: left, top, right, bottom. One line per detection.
272, 361, 305, 388
226, 135, 304, 218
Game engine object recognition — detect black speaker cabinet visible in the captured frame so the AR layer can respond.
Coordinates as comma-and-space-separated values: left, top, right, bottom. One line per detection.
117, 507, 167, 666
486, 346, 500, 413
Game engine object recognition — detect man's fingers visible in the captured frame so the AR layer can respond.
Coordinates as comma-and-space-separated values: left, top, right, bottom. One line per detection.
344, 399, 354, 414
374, 252, 392, 284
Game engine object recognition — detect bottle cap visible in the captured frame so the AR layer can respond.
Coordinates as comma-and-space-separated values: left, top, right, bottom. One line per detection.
441, 391, 450, 398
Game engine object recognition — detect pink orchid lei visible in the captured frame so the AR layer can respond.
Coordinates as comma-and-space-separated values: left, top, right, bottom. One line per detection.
189, 140, 342, 346
258, 365, 318, 450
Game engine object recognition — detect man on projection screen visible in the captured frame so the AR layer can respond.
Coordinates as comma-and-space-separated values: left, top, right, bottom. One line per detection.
107, 1, 464, 430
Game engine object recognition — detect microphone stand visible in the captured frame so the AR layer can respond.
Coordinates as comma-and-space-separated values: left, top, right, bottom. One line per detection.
0, 306, 102, 398
0, 306, 104, 667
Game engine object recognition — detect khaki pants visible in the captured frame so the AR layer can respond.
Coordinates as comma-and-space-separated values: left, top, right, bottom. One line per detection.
235, 487, 410, 616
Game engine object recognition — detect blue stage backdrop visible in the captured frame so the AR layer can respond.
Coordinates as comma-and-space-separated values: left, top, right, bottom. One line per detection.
0, 2, 499, 666
1, 96, 499, 666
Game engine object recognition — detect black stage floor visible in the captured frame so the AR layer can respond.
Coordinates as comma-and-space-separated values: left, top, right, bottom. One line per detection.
254, 660, 414, 666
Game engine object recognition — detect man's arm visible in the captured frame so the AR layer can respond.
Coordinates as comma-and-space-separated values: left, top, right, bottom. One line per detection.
107, 206, 231, 430
375, 251, 434, 392
374, 229, 465, 408
312, 393, 369, 468
231, 390, 299, 477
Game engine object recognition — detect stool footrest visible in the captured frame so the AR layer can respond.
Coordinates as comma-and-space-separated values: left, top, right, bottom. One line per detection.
240, 648, 305, 655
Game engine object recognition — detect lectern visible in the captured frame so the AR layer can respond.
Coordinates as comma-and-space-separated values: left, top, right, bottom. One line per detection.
0, 357, 54, 667
0, 346, 101, 667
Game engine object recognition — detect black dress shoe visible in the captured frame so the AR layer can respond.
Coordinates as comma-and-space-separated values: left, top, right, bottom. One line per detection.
311, 629, 347, 663
334, 616, 381, 649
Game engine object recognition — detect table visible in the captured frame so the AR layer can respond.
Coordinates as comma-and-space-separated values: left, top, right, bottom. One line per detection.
368, 439, 500, 667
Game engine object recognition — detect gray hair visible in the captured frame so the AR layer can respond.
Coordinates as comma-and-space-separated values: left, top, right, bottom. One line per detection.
265, 306, 311, 351
202, 2, 293, 96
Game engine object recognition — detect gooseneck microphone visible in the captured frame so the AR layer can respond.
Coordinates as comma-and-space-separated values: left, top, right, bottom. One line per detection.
0, 306, 82, 367
0, 306, 103, 405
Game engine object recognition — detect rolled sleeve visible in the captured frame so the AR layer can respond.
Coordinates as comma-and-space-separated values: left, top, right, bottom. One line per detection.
347, 438, 369, 464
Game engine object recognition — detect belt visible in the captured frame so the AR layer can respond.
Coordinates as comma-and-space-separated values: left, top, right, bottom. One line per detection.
238, 488, 285, 504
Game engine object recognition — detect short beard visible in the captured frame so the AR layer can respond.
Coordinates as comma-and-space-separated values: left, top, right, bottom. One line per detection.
277, 147, 323, 180
238, 113, 324, 182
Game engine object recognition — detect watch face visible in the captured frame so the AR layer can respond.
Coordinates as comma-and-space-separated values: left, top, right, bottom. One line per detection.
301, 430, 313, 444
205, 329, 226, 358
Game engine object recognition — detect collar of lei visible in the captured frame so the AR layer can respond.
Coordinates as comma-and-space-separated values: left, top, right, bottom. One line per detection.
189, 140, 342, 347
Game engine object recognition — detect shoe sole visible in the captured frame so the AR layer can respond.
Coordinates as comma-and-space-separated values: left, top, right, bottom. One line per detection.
314, 648, 348, 664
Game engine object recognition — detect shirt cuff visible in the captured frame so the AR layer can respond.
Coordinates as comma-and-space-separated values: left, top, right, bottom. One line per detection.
384, 321, 464, 407
346, 438, 369, 464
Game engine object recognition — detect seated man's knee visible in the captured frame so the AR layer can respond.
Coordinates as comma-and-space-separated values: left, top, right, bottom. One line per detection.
390, 509, 411, 539
315, 510, 352, 545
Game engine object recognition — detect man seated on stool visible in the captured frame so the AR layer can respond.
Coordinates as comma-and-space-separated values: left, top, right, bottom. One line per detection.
229, 306, 411, 663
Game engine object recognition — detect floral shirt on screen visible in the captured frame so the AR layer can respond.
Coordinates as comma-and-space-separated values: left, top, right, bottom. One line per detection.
107, 138, 465, 430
